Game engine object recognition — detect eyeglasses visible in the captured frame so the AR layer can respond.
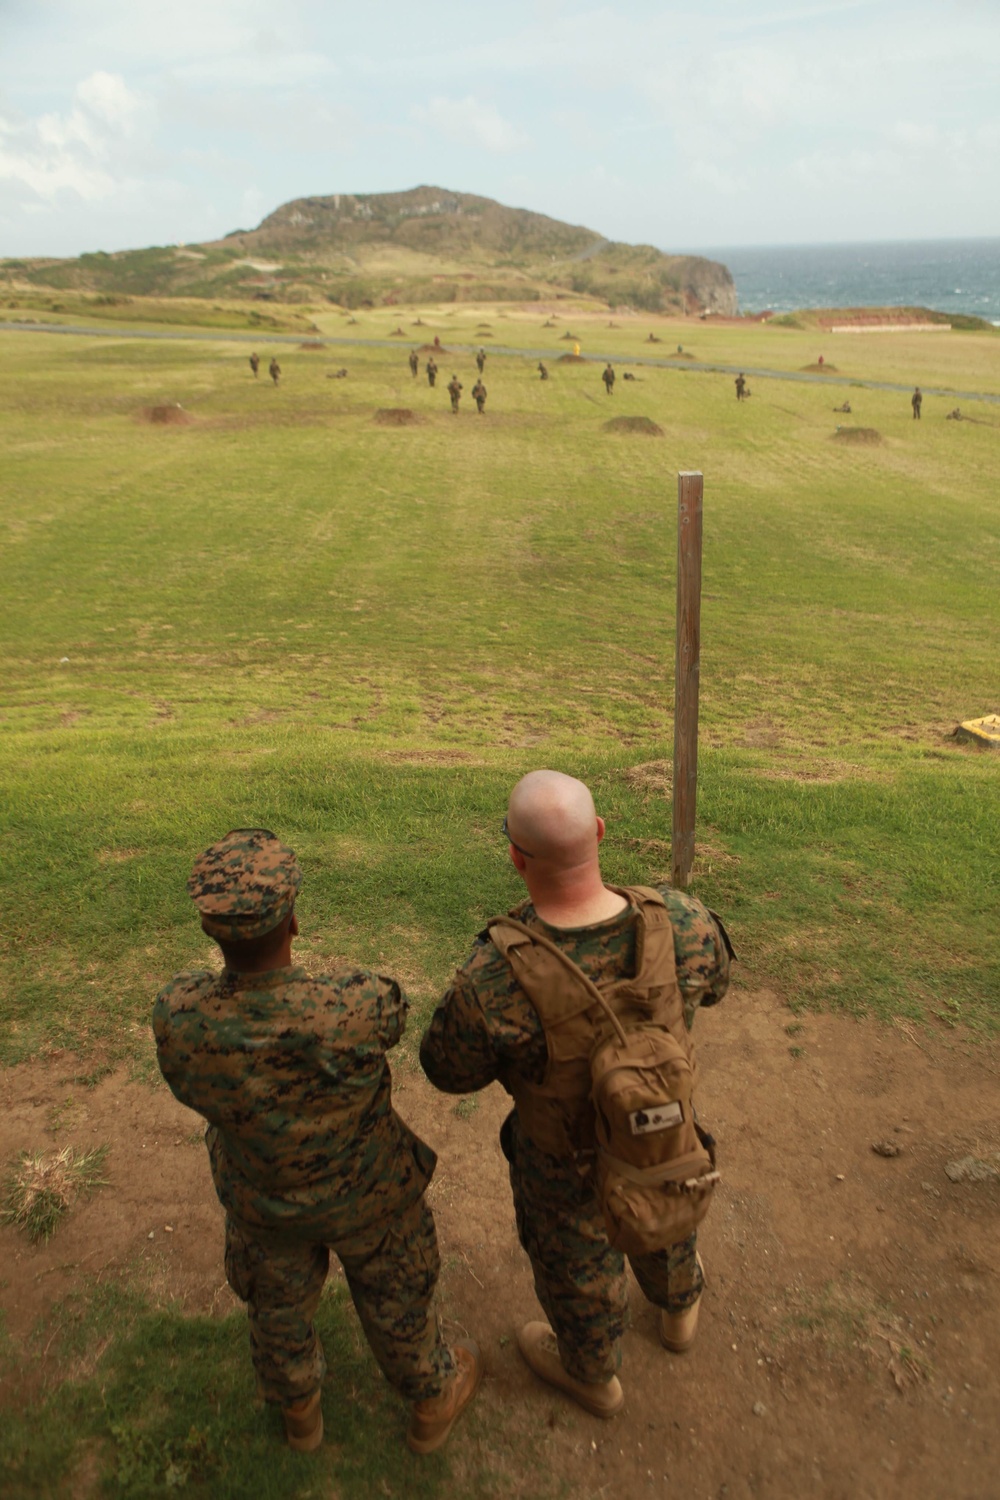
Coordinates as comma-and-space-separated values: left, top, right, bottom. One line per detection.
501, 814, 535, 859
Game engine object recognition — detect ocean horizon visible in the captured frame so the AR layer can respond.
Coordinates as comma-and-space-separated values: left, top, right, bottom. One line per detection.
679, 237, 1000, 324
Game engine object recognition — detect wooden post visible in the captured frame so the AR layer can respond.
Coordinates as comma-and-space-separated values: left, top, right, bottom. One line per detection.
672, 471, 703, 887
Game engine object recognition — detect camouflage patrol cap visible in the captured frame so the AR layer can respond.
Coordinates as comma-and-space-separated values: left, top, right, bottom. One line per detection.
187, 828, 301, 941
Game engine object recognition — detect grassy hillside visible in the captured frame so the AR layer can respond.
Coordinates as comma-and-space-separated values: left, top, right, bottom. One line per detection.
0, 186, 737, 316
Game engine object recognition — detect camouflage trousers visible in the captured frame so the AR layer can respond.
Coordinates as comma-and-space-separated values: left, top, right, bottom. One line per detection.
224, 1197, 455, 1407
503, 1111, 703, 1385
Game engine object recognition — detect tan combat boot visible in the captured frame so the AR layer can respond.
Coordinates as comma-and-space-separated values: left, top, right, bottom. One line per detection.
659, 1253, 705, 1354
517, 1322, 623, 1418
407, 1340, 483, 1455
282, 1388, 324, 1452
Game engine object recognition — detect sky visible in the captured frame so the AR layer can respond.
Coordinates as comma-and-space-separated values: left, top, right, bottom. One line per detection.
1, 0, 998, 260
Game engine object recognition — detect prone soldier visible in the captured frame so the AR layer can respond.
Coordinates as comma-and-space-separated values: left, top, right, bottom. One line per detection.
472, 378, 487, 414
448, 374, 463, 414
426, 357, 438, 388
269, 357, 281, 386
409, 349, 419, 378
249, 352, 260, 378
153, 830, 481, 1455
420, 772, 732, 1419
602, 362, 615, 395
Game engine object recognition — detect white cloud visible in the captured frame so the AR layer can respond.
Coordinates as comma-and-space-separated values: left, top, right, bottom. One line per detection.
0, 71, 150, 205
414, 96, 530, 153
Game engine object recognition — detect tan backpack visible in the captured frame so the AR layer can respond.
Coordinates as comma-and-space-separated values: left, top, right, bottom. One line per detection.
489, 914, 719, 1256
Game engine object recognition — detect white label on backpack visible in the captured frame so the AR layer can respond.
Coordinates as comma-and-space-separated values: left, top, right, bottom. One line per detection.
629, 1102, 683, 1135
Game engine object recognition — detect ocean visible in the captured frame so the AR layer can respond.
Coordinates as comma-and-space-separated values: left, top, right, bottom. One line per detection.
689, 239, 1000, 324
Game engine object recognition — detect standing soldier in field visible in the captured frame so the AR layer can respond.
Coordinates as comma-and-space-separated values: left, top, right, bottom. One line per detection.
409, 349, 419, 378
472, 378, 487, 414
420, 773, 732, 1419
912, 386, 922, 420
249, 352, 260, 378
153, 830, 481, 1456
538, 361, 549, 381
735, 372, 747, 401
269, 357, 281, 386
476, 348, 487, 375
448, 374, 463, 414
426, 357, 438, 388
602, 363, 615, 395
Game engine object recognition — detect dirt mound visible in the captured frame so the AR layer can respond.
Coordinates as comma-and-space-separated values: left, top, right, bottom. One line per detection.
299, 341, 325, 350
557, 353, 587, 364
832, 426, 882, 445
373, 408, 421, 426
416, 343, 448, 354
604, 415, 664, 437
803, 362, 838, 373
142, 404, 193, 425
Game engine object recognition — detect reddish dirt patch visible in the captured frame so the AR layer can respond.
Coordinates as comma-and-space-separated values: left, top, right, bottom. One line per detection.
557, 353, 587, 364
141, 405, 193, 425
603, 416, 664, 437
373, 408, 421, 426
299, 341, 325, 350
416, 343, 448, 354
1, 996, 996, 1496
802, 363, 839, 373
833, 427, 882, 445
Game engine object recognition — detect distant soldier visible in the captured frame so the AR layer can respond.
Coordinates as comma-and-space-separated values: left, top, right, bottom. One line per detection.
448, 374, 463, 414
409, 349, 419, 378
602, 363, 615, 395
735, 372, 747, 401
427, 358, 438, 388
476, 348, 486, 375
269, 358, 281, 386
622, 372, 635, 381
834, 400, 851, 414
472, 379, 487, 414
538, 362, 549, 381
947, 407, 962, 420
249, 352, 260, 378
912, 386, 922, 420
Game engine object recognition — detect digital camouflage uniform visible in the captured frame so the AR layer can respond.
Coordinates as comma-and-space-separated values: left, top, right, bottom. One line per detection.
420, 887, 730, 1385
448, 376, 463, 413
153, 830, 455, 1408
472, 379, 487, 413
602, 363, 615, 394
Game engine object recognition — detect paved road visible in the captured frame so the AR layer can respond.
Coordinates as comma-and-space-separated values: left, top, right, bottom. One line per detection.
2, 319, 998, 405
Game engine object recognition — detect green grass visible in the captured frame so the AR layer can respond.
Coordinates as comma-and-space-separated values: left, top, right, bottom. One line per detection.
0, 317, 998, 1067
0, 1277, 519, 1499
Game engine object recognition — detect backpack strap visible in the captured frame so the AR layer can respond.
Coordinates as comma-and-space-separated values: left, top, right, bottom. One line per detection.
487, 917, 628, 1046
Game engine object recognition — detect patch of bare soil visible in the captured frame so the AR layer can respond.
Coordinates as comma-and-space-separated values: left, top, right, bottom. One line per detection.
3, 997, 996, 1498
141, 405, 193, 425
299, 342, 325, 350
374, 749, 484, 765
416, 343, 448, 354
623, 759, 672, 795
802, 363, 839, 373
603, 416, 664, 437
373, 408, 421, 426
557, 353, 587, 364
833, 427, 882, 445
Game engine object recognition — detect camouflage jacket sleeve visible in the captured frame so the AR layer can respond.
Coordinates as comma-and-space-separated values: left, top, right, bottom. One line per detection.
656, 886, 733, 1026
420, 927, 547, 1095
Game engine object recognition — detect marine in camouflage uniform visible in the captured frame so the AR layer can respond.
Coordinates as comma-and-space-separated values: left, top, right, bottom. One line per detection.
426, 357, 438, 388
602, 362, 615, 394
153, 829, 481, 1453
420, 772, 731, 1413
476, 348, 487, 374
472, 378, 487, 414
269, 357, 281, 385
447, 375, 463, 413
409, 348, 419, 377
249, 352, 260, 377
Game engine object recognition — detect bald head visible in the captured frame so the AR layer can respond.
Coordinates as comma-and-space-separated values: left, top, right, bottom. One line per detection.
507, 771, 601, 869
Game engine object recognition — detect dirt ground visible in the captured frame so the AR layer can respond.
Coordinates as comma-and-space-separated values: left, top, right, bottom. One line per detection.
1, 989, 997, 1500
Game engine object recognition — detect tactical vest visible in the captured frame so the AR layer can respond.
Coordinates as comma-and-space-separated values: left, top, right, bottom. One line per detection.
488, 886, 694, 1162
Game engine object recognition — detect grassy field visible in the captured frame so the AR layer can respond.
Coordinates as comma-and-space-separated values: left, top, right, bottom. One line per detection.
1, 303, 998, 1496
1, 307, 998, 1065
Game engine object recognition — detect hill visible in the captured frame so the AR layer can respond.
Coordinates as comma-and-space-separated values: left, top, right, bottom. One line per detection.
0, 186, 736, 317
